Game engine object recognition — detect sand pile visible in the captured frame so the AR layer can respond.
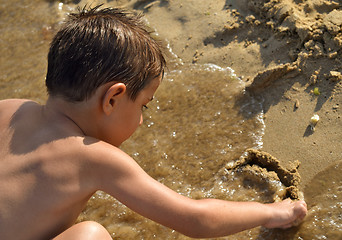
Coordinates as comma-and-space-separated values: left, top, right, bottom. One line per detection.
225, 149, 302, 201
241, 0, 342, 89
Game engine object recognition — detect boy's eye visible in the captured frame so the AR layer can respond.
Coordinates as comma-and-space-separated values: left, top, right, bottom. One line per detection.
142, 105, 148, 111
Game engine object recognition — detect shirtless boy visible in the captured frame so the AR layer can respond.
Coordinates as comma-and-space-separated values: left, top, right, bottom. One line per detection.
0, 5, 307, 240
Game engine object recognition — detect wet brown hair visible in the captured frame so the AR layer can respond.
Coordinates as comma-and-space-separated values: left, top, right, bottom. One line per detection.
46, 5, 166, 101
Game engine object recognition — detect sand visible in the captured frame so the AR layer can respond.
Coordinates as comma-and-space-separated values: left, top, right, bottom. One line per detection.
225, 149, 303, 201
36, 1, 341, 189
1, 0, 340, 238
39, 0, 342, 238
3, 0, 340, 189
102, 0, 342, 189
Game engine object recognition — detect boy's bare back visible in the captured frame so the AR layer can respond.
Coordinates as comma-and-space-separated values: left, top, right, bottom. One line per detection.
0, 99, 96, 239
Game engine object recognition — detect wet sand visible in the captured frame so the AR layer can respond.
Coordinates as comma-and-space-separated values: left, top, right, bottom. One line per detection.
110, 0, 342, 188
1, 0, 340, 186
0, 0, 341, 239
100, 1, 342, 237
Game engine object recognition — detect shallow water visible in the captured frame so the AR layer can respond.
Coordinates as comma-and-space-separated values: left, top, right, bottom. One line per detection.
0, 0, 57, 102
78, 64, 271, 239
0, 0, 341, 239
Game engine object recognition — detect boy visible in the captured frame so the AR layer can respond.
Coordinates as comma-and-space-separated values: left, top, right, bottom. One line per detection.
0, 5, 307, 240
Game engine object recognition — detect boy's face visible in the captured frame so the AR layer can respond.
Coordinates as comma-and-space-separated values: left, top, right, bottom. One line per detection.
107, 76, 161, 147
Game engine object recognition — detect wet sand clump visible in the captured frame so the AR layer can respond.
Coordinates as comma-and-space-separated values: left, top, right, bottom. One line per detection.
246, 63, 299, 91
225, 149, 302, 201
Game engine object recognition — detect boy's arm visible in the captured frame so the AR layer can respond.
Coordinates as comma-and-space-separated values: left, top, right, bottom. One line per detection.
89, 143, 307, 238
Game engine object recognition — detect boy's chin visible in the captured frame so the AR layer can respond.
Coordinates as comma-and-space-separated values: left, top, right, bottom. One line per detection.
106, 134, 132, 148
112, 139, 126, 148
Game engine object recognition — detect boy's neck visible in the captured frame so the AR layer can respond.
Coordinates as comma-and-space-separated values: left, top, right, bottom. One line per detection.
44, 96, 99, 138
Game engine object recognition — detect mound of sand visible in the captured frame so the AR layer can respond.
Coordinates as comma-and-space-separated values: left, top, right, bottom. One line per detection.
225, 149, 303, 201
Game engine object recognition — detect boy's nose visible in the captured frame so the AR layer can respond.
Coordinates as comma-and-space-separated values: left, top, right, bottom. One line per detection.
139, 114, 143, 125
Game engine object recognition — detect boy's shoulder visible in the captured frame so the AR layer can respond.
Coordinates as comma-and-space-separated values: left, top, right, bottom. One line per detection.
0, 98, 91, 160
0, 98, 139, 186
0, 99, 37, 129
0, 98, 126, 157
0, 98, 31, 105
0, 98, 34, 112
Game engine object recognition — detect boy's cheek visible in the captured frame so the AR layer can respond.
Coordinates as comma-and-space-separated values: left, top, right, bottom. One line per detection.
139, 115, 143, 125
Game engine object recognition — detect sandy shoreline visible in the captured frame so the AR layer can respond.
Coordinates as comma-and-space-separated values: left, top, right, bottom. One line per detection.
0, 0, 340, 238
90, 2, 341, 238
108, 0, 342, 189
4, 0, 340, 188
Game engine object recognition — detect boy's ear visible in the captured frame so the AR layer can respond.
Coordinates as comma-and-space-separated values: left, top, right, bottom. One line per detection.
102, 83, 127, 115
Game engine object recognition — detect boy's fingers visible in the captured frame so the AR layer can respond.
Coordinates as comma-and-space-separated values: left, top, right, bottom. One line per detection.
293, 200, 307, 213
292, 201, 307, 227
280, 213, 305, 229
298, 200, 307, 209
292, 216, 304, 227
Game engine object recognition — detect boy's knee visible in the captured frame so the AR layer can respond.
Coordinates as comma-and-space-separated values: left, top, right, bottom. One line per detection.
54, 221, 112, 240
81, 221, 111, 238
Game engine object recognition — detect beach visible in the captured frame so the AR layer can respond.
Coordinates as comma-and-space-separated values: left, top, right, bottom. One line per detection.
120, 0, 342, 187
0, 0, 341, 239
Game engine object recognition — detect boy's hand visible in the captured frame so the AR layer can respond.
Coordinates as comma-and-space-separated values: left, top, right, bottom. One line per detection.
263, 198, 307, 229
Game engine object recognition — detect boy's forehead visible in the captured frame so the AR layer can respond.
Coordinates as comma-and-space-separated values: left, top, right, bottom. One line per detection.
155, 73, 163, 83
131, 74, 162, 101
142, 76, 160, 97
152, 75, 162, 89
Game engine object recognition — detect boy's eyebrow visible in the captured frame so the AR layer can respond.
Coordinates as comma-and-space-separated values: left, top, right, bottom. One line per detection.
149, 96, 154, 101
